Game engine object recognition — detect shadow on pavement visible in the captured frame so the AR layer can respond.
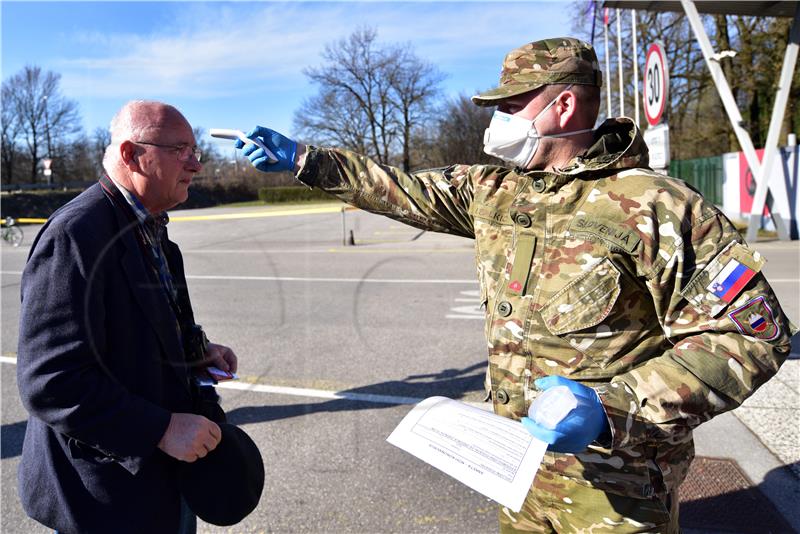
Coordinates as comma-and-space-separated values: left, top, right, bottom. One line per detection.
226, 362, 485, 425
679, 458, 798, 533
0, 362, 485, 460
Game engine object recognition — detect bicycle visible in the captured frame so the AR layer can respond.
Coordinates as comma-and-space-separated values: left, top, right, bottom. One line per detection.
1, 217, 24, 247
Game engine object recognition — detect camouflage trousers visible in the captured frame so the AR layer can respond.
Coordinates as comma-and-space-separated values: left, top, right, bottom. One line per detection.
498, 474, 680, 533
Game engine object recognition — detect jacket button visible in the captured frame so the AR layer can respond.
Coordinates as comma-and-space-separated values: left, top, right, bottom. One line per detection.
496, 389, 510, 404
533, 178, 545, 192
497, 301, 512, 317
514, 213, 532, 227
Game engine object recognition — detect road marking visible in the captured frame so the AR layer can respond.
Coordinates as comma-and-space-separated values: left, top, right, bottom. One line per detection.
170, 205, 344, 222
447, 289, 484, 320
215, 381, 423, 405
178, 248, 472, 255
0, 271, 477, 284
0, 356, 427, 406
186, 274, 477, 284
325, 247, 472, 254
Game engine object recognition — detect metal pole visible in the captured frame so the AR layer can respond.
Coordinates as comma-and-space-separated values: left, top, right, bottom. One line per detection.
43, 95, 52, 186
604, 8, 612, 117
680, 0, 790, 240
616, 8, 625, 117
746, 1, 799, 241
632, 9, 640, 125
341, 207, 347, 246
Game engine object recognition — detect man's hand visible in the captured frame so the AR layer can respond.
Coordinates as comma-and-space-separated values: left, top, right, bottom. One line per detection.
203, 342, 238, 374
235, 126, 299, 173
157, 413, 221, 462
521, 375, 610, 454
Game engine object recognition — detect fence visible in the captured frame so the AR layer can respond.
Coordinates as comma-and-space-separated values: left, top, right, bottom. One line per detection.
669, 155, 724, 205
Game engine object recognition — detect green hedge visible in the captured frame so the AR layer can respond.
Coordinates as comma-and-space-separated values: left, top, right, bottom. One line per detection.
257, 186, 333, 203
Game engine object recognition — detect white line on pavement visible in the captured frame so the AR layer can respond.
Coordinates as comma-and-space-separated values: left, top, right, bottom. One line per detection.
0, 271, 476, 284
0, 356, 421, 406
187, 275, 477, 284
180, 248, 475, 254
215, 381, 423, 405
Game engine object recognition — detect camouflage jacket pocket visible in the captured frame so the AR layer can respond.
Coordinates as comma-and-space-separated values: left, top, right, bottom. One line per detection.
537, 258, 654, 368
680, 241, 764, 318
540, 258, 621, 335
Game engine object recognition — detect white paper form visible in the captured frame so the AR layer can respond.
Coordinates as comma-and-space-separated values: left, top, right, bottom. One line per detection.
387, 396, 547, 512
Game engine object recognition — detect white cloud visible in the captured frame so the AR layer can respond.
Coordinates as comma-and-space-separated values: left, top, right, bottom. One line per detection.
57, 1, 571, 99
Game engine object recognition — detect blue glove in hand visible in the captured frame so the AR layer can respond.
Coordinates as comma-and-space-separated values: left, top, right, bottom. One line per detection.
521, 375, 610, 454
234, 126, 297, 173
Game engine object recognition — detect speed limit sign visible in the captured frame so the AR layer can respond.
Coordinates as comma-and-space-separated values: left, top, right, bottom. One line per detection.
644, 42, 669, 126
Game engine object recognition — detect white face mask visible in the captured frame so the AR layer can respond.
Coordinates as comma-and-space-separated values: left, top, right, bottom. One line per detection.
482, 86, 593, 168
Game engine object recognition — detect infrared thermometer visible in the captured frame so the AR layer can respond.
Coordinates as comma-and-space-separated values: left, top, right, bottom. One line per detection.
209, 128, 278, 162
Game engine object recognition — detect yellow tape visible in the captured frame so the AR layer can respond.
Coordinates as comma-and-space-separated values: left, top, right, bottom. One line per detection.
3, 204, 356, 225
1, 217, 48, 225
170, 205, 345, 222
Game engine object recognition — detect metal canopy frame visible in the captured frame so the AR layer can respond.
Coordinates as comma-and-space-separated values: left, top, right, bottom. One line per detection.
604, 0, 800, 241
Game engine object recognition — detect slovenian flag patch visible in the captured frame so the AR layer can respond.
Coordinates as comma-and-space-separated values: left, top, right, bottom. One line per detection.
706, 259, 756, 303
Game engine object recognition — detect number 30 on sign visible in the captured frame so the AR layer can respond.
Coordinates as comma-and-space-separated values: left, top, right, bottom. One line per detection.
644, 42, 669, 127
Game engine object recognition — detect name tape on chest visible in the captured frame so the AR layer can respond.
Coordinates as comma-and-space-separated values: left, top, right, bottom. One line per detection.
569, 216, 641, 253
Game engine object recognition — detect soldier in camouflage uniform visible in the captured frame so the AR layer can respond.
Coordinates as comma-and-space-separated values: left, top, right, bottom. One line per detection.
237, 37, 796, 533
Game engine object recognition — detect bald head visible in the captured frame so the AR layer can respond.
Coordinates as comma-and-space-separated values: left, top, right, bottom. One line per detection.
103, 101, 191, 171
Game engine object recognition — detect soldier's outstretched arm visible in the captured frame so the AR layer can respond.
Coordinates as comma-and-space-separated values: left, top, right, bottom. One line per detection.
236, 126, 476, 238
597, 205, 796, 449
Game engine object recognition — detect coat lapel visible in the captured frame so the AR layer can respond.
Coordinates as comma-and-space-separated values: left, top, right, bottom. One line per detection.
102, 180, 190, 390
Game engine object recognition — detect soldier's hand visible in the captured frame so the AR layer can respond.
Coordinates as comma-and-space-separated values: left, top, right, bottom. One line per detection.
235, 126, 299, 173
157, 413, 221, 462
521, 375, 609, 453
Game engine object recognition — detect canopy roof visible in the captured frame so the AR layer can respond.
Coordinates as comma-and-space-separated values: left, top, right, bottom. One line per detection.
603, 1, 797, 18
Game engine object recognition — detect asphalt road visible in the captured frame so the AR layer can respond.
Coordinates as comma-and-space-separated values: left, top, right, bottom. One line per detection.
1, 202, 798, 533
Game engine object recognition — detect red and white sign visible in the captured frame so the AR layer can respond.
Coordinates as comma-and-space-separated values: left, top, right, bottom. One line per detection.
644, 42, 669, 126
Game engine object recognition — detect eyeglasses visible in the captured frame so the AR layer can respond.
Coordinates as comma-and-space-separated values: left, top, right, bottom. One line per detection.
136, 141, 202, 162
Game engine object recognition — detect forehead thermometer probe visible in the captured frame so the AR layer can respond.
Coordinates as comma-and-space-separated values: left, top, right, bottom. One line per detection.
209, 128, 278, 162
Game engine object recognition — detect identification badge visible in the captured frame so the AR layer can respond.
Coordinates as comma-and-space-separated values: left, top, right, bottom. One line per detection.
728, 296, 780, 341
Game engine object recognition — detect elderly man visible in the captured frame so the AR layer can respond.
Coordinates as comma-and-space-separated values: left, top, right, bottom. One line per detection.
17, 100, 237, 534
236, 37, 795, 532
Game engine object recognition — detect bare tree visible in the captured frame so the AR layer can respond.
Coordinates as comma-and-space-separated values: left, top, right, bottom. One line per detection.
571, 5, 800, 159
1, 83, 23, 183
387, 47, 446, 171
294, 27, 444, 171
428, 94, 496, 167
91, 127, 111, 174
4, 65, 81, 183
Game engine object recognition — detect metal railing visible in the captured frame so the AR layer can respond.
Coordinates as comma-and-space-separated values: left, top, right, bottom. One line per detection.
669, 155, 724, 205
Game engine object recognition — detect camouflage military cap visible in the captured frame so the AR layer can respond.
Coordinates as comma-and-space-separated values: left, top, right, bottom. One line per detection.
472, 37, 602, 107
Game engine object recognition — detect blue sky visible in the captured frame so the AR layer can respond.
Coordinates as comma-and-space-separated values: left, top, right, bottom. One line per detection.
2, 1, 582, 154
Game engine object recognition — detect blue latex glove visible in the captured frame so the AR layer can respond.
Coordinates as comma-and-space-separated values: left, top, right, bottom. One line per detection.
521, 375, 610, 453
234, 126, 297, 173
